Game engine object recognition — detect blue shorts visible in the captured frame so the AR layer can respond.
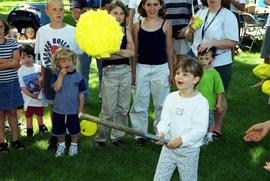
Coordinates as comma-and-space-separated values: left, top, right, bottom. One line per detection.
0, 79, 24, 111
52, 112, 80, 136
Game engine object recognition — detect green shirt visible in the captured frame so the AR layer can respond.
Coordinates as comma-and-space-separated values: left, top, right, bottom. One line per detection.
197, 68, 225, 110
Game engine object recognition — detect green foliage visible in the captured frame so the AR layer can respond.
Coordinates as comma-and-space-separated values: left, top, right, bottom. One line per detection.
1, 1, 270, 180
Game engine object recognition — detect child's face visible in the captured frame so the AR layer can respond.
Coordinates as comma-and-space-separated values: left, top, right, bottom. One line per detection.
46, 1, 64, 24
25, 27, 35, 39
143, 0, 162, 18
175, 68, 200, 92
198, 52, 213, 69
110, 6, 125, 25
21, 52, 34, 67
58, 57, 74, 72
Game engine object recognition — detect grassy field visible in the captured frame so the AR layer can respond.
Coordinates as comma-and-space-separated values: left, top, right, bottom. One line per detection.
1, 1, 270, 180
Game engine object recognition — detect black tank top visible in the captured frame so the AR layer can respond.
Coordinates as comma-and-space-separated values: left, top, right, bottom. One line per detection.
138, 19, 167, 65
102, 27, 129, 67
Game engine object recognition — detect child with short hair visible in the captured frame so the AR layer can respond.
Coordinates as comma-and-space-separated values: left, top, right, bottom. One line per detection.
0, 16, 25, 153
197, 47, 225, 144
95, 0, 135, 149
35, 0, 82, 149
51, 48, 87, 157
154, 58, 209, 181
18, 45, 48, 137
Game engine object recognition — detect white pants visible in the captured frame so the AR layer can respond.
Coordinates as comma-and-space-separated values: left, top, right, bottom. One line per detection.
95, 64, 131, 142
129, 63, 170, 137
154, 146, 200, 181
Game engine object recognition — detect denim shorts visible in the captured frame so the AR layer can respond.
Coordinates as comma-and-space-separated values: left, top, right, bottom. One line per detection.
52, 112, 80, 136
0, 79, 24, 111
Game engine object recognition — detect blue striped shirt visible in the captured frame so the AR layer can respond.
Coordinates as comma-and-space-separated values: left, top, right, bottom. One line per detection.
0, 39, 19, 83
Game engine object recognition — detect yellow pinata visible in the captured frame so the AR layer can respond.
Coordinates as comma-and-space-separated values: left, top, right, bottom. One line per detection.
75, 9, 124, 58
262, 80, 270, 95
253, 63, 270, 80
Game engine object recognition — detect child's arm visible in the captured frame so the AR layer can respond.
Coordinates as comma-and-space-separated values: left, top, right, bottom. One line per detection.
38, 66, 45, 87
21, 87, 39, 99
53, 68, 67, 92
79, 93, 84, 114
216, 93, 225, 114
164, 20, 174, 85
104, 28, 135, 60
0, 49, 20, 70
167, 137, 183, 149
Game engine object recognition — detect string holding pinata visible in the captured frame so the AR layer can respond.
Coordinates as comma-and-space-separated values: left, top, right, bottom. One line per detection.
75, 9, 124, 58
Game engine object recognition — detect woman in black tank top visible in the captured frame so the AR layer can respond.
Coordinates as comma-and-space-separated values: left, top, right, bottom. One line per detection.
94, 1, 135, 149
129, 0, 174, 146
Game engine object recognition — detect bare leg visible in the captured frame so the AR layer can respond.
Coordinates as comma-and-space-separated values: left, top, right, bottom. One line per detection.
7, 109, 19, 142
71, 135, 79, 144
213, 98, 227, 134
26, 116, 33, 129
0, 111, 6, 143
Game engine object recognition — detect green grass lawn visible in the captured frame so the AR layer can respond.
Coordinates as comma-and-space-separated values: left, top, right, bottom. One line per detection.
1, 1, 270, 180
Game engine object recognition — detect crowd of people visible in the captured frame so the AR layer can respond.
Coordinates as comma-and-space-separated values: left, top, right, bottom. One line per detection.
0, 0, 270, 179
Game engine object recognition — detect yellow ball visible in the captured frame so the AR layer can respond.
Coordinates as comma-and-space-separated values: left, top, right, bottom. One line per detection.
75, 9, 124, 58
253, 63, 270, 80
80, 120, 97, 136
262, 80, 270, 95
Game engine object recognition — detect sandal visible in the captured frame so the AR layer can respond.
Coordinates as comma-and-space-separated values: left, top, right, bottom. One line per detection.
212, 131, 222, 140
11, 140, 25, 150
0, 143, 10, 153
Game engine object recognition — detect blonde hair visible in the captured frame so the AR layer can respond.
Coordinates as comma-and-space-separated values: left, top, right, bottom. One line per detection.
51, 47, 78, 73
46, 0, 64, 8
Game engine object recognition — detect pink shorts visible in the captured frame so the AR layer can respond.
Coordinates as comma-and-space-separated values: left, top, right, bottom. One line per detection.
25, 106, 44, 118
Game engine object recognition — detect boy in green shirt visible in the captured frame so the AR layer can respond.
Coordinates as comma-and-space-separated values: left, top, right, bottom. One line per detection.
197, 47, 225, 144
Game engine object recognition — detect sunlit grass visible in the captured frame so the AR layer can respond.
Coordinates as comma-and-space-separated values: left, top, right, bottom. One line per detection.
250, 146, 266, 164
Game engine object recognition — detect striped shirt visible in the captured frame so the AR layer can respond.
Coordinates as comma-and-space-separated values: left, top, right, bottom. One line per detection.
165, 0, 199, 39
0, 39, 19, 83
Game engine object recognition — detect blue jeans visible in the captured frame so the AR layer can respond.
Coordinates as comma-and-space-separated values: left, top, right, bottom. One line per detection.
78, 53, 103, 102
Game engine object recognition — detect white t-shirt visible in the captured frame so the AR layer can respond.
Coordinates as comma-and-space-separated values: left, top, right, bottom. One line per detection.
230, 0, 247, 13
192, 8, 239, 67
128, 0, 142, 24
18, 64, 46, 110
35, 24, 82, 69
157, 91, 209, 148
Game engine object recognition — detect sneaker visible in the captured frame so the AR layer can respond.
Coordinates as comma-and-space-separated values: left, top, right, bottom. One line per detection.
0, 143, 9, 154
27, 128, 34, 137
18, 121, 26, 130
47, 136, 58, 150
112, 139, 125, 147
95, 141, 106, 150
11, 140, 25, 150
39, 124, 48, 133
68, 144, 78, 156
55, 143, 66, 157
203, 135, 213, 145
4, 126, 11, 134
135, 138, 147, 146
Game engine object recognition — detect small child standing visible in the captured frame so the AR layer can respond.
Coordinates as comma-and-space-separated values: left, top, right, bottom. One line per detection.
94, 1, 135, 149
197, 47, 225, 144
18, 45, 48, 137
51, 48, 87, 157
0, 17, 25, 153
154, 58, 209, 181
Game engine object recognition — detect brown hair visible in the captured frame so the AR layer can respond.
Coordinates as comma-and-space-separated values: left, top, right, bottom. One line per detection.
51, 47, 78, 73
175, 57, 203, 87
138, 0, 166, 18
0, 16, 10, 36
107, 0, 129, 27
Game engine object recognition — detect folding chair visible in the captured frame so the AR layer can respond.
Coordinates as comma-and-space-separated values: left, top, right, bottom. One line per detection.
240, 12, 265, 51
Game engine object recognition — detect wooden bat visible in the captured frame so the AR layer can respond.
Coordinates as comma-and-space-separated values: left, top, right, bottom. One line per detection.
80, 113, 169, 144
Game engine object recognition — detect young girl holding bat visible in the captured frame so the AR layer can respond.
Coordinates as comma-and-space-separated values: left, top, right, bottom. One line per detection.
154, 58, 209, 181
94, 1, 135, 150
51, 48, 87, 157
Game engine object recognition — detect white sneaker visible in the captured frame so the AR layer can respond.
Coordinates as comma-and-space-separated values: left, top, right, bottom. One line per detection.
68, 144, 78, 157
55, 143, 66, 157
203, 133, 213, 145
